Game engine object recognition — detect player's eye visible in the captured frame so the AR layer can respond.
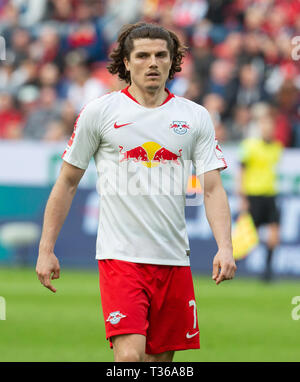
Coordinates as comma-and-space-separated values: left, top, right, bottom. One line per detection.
156, 52, 168, 57
136, 53, 148, 58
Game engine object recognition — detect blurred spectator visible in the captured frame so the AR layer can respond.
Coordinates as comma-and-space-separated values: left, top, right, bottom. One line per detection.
275, 81, 300, 148
206, 0, 231, 25
16, 84, 40, 118
182, 78, 203, 104
203, 93, 227, 142
172, 0, 208, 28
13, 0, 48, 28
0, 1, 19, 34
235, 64, 266, 107
59, 100, 77, 136
102, 0, 143, 44
43, 119, 69, 142
213, 32, 243, 64
205, 59, 236, 117
65, 57, 107, 112
244, 5, 265, 33
49, 0, 77, 22
0, 58, 38, 94
65, 1, 107, 63
92, 62, 125, 92
0, 92, 23, 139
38, 62, 69, 99
23, 86, 60, 140
29, 24, 64, 70
227, 105, 252, 142
239, 32, 265, 68
203, 93, 225, 122
9, 27, 31, 66
39, 63, 60, 87
168, 53, 194, 97
192, 22, 215, 89
0, 0, 298, 148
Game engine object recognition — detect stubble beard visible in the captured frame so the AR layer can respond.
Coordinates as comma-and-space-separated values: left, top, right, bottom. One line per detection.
145, 84, 160, 92
145, 78, 164, 93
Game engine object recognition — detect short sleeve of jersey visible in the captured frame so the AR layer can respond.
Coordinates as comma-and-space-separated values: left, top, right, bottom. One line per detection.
62, 99, 101, 170
192, 107, 227, 176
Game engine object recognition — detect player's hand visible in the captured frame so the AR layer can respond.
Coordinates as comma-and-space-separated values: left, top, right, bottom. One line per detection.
212, 249, 237, 285
36, 251, 60, 293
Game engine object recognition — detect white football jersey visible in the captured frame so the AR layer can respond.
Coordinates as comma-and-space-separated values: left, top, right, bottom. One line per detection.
62, 87, 227, 266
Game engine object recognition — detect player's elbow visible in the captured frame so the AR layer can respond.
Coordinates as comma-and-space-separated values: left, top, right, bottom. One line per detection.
203, 170, 224, 198
59, 161, 85, 192
204, 183, 225, 200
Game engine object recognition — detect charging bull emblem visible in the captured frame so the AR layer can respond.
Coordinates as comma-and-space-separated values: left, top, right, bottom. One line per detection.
119, 141, 182, 168
170, 121, 190, 135
106, 311, 127, 325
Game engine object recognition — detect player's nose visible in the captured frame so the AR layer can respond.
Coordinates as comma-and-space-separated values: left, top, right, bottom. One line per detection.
149, 55, 158, 67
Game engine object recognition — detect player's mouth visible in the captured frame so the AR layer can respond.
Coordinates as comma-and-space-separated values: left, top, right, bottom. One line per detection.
146, 71, 160, 78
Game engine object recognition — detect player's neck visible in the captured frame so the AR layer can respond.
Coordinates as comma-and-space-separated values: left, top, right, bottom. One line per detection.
127, 84, 168, 108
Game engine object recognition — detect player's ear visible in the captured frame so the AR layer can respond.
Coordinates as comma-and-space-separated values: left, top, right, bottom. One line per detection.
123, 57, 130, 72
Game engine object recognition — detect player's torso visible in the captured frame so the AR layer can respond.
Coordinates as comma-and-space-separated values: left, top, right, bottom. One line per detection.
94, 91, 199, 167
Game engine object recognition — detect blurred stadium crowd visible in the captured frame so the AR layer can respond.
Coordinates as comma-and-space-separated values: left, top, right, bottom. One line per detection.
0, 0, 299, 146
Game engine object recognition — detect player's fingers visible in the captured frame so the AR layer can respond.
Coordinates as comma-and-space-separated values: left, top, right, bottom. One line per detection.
43, 277, 57, 293
229, 266, 237, 280
51, 268, 60, 280
226, 263, 237, 280
216, 263, 237, 284
45, 282, 57, 293
215, 262, 230, 284
38, 272, 57, 293
36, 271, 49, 286
215, 272, 226, 285
212, 261, 220, 280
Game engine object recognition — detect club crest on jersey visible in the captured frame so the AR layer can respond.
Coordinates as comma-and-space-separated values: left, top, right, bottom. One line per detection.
106, 311, 126, 325
170, 121, 190, 135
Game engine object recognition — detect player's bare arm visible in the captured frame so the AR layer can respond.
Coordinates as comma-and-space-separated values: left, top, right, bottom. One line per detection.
202, 169, 237, 285
36, 161, 85, 292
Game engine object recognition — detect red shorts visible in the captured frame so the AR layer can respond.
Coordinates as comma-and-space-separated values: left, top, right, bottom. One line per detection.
98, 259, 200, 355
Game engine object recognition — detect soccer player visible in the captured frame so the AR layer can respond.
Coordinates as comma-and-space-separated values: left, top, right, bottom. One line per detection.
36, 22, 237, 362
239, 105, 282, 281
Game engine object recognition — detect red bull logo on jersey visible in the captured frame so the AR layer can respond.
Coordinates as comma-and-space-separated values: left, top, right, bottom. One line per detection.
170, 121, 190, 135
119, 141, 182, 168
106, 311, 127, 325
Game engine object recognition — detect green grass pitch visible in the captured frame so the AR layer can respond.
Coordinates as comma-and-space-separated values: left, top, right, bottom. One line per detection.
0, 266, 299, 362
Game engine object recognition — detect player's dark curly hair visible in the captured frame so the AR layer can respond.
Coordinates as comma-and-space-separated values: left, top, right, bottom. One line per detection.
107, 22, 187, 84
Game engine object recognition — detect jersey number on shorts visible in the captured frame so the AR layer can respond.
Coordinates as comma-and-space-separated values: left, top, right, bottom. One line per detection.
189, 299, 197, 329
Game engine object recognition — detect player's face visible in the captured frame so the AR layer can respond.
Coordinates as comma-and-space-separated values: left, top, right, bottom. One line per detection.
124, 38, 172, 92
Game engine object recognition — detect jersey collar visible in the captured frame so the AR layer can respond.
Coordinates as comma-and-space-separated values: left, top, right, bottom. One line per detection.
121, 86, 175, 106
